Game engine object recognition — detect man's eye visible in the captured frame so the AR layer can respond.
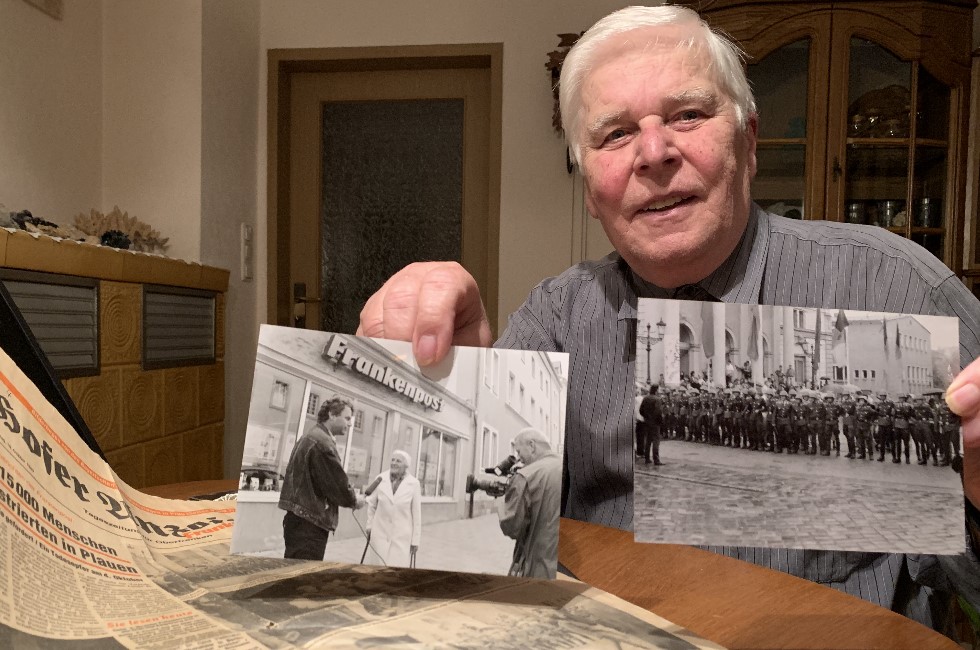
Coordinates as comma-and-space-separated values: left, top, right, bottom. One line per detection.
605, 128, 628, 142
677, 110, 702, 122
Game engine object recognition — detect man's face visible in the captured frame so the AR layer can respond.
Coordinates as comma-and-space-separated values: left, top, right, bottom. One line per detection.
513, 438, 534, 464
325, 406, 353, 436
577, 26, 757, 287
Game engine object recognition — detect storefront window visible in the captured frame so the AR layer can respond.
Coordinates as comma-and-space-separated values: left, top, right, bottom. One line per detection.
392, 417, 422, 468
419, 429, 440, 496
243, 363, 307, 477
419, 427, 459, 497
346, 403, 388, 491
440, 436, 457, 497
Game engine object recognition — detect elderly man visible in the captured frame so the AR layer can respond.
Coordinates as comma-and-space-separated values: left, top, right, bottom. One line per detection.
498, 428, 562, 579
358, 5, 980, 636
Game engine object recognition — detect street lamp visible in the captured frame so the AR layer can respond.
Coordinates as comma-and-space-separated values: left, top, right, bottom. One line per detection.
643, 319, 667, 384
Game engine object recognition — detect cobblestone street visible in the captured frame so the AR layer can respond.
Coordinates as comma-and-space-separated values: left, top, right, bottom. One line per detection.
634, 439, 964, 554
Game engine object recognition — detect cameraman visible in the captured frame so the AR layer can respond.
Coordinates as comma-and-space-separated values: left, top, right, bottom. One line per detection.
498, 428, 561, 579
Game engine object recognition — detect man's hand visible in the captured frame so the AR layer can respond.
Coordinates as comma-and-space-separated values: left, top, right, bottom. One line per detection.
354, 494, 367, 510
947, 356, 980, 507
357, 262, 493, 366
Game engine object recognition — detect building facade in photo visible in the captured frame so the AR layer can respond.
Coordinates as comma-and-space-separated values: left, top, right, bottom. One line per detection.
832, 315, 936, 395
236, 328, 567, 552
637, 300, 832, 389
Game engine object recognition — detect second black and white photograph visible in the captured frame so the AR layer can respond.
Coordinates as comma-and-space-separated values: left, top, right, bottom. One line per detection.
633, 298, 964, 554
231, 325, 568, 579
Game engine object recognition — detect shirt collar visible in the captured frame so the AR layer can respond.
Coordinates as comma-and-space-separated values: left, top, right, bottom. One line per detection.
618, 203, 770, 320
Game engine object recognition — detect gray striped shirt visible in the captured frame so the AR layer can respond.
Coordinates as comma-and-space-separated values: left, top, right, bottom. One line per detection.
496, 204, 980, 633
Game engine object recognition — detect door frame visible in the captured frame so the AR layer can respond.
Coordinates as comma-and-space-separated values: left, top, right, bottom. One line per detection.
266, 44, 503, 331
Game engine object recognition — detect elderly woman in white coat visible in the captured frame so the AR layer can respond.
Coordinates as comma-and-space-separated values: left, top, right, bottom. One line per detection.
365, 450, 422, 568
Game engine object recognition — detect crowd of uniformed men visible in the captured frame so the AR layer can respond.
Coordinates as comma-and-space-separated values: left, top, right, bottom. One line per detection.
635, 384, 962, 469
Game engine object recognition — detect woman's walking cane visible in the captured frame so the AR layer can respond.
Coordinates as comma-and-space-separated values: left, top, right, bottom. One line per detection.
357, 476, 383, 565
359, 531, 371, 564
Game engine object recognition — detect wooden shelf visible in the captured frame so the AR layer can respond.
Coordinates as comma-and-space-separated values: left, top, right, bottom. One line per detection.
846, 137, 909, 146
757, 138, 808, 146
844, 137, 949, 148
0, 228, 228, 292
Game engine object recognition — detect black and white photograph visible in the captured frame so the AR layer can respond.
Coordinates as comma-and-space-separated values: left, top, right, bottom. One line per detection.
633, 298, 964, 554
231, 325, 568, 579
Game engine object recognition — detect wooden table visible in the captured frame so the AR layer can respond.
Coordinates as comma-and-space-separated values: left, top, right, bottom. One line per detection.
145, 480, 958, 650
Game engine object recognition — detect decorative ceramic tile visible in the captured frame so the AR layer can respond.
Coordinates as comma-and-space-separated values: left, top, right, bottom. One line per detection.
163, 367, 198, 435
119, 367, 163, 445
100, 281, 142, 366
181, 424, 222, 482
198, 362, 224, 425
144, 434, 182, 488
63, 370, 122, 451
106, 445, 144, 489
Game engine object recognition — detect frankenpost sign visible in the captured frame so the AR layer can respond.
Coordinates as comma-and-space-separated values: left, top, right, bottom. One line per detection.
322, 336, 443, 411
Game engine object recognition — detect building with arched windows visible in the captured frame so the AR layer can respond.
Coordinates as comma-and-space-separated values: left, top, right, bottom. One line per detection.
637, 300, 834, 389
636, 300, 956, 395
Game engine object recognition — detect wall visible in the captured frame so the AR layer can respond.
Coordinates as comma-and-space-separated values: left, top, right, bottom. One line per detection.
201, 0, 261, 477
0, 0, 103, 221
101, 0, 203, 263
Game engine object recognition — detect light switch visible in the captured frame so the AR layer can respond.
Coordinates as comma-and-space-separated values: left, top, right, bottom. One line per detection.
241, 223, 253, 281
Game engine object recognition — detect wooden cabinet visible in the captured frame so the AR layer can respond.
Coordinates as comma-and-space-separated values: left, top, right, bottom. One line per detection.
683, 0, 975, 272
0, 227, 228, 488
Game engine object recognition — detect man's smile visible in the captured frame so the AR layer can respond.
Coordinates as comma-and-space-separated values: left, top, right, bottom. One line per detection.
634, 195, 696, 218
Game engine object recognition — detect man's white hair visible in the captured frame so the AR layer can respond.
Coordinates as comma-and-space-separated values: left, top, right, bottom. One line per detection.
515, 427, 551, 449
559, 5, 756, 167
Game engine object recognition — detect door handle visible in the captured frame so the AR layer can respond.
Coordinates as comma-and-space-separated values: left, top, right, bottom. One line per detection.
293, 282, 321, 328
832, 156, 843, 182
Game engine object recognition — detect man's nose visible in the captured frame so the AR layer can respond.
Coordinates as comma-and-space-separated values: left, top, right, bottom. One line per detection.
633, 121, 678, 173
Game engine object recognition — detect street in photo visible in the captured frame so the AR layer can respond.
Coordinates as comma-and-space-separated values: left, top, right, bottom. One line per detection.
231, 325, 568, 579
633, 298, 964, 554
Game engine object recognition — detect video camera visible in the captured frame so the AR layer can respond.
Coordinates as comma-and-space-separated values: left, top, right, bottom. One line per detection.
465, 454, 520, 498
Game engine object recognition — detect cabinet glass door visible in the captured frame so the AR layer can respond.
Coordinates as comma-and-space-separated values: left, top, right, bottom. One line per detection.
748, 40, 810, 219
911, 68, 950, 260
844, 38, 911, 228
842, 37, 951, 261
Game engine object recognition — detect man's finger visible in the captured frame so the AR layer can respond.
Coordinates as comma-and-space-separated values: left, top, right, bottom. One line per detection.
413, 263, 489, 365
358, 266, 426, 341
947, 356, 980, 418
357, 287, 390, 338
962, 415, 980, 507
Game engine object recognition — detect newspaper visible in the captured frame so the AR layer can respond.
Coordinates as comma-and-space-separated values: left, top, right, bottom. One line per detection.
0, 347, 723, 649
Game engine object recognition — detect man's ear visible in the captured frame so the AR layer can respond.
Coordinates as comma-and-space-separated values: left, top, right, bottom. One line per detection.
582, 175, 600, 221
745, 112, 759, 180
